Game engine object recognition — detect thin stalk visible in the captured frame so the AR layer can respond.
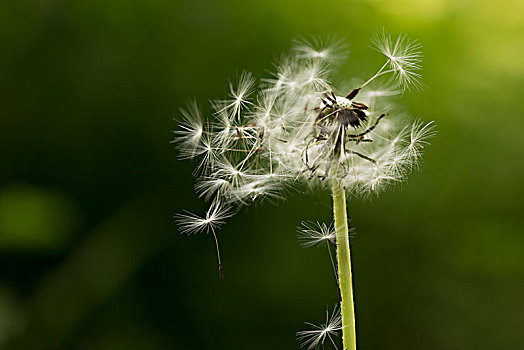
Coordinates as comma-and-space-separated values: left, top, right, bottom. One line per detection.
210, 226, 224, 280
326, 241, 342, 300
359, 61, 394, 89
332, 166, 357, 350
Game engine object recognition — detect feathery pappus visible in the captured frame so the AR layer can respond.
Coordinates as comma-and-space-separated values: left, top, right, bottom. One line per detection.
296, 305, 343, 349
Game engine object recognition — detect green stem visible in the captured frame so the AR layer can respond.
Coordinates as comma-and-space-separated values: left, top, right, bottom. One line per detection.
332, 169, 357, 350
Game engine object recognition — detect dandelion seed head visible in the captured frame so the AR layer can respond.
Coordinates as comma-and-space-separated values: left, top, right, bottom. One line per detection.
175, 32, 434, 228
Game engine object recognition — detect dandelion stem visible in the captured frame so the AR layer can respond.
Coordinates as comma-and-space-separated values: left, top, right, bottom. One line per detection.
332, 166, 357, 350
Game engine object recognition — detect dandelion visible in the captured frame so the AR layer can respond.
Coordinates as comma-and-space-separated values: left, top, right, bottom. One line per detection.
297, 305, 342, 350
174, 198, 233, 279
216, 71, 256, 121
298, 221, 341, 295
297, 221, 336, 248
174, 31, 435, 349
292, 36, 349, 64
173, 100, 203, 159
371, 29, 423, 90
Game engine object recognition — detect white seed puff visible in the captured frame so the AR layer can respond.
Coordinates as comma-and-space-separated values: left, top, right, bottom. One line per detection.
175, 32, 434, 218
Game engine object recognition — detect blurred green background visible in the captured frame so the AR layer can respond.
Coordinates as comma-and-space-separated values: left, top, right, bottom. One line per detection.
1, 0, 523, 349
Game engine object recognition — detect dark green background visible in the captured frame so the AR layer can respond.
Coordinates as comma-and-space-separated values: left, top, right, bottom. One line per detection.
1, 0, 523, 349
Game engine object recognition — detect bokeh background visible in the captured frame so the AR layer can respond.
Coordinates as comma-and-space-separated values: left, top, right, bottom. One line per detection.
1, 0, 523, 349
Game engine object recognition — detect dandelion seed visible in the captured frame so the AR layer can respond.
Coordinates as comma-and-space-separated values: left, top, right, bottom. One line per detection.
175, 198, 233, 279
195, 177, 232, 201
231, 173, 286, 203
292, 36, 349, 64
297, 221, 336, 248
298, 221, 341, 294
371, 29, 423, 90
407, 120, 437, 159
173, 100, 203, 158
217, 71, 256, 120
191, 132, 220, 175
174, 198, 232, 235
297, 305, 342, 350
